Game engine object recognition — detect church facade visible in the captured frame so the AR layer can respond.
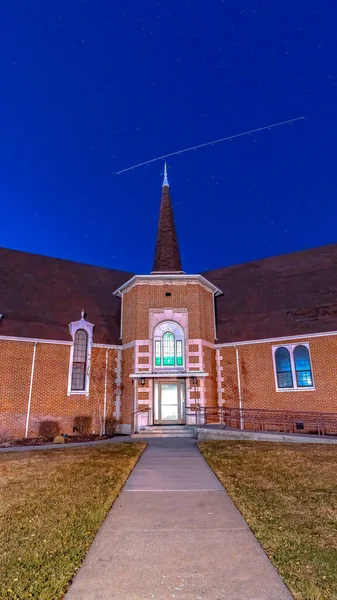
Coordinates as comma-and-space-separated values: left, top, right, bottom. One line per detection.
1, 171, 337, 438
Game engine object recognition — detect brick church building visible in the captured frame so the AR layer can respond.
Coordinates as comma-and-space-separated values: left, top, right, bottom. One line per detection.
1, 168, 337, 438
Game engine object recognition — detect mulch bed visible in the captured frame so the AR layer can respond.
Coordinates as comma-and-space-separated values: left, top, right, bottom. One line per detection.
0, 434, 126, 448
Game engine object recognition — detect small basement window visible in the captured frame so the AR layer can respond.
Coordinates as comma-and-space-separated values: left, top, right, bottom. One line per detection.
165, 292, 172, 297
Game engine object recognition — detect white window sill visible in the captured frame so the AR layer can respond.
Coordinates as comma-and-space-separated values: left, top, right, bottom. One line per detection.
153, 367, 185, 372
276, 387, 315, 392
67, 390, 89, 396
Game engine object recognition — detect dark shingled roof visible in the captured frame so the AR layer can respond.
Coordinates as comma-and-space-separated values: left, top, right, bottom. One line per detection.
152, 183, 183, 273
0, 247, 133, 344
2, 242, 337, 346
204, 243, 337, 344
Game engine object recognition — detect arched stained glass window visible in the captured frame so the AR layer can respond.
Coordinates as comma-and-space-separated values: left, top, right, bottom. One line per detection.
71, 329, 88, 391
275, 347, 293, 389
153, 321, 184, 369
163, 332, 175, 366
294, 345, 313, 387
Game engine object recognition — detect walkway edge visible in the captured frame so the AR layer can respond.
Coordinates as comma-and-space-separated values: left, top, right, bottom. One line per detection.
0, 436, 132, 453
197, 427, 337, 444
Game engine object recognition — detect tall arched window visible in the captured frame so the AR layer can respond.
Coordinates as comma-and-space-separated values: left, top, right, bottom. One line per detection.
71, 329, 88, 391
154, 321, 184, 370
275, 347, 293, 389
68, 312, 94, 395
294, 344, 313, 387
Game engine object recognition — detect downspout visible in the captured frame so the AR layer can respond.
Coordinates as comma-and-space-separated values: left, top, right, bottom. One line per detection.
135, 379, 138, 434
25, 341, 37, 438
114, 349, 122, 421
234, 344, 244, 430
132, 378, 138, 434
120, 293, 123, 340
103, 348, 109, 435
213, 291, 218, 342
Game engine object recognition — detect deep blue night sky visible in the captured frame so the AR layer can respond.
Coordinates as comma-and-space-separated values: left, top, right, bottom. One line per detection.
1, 1, 336, 274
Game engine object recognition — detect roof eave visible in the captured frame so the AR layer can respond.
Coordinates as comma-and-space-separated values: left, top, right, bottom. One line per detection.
113, 273, 223, 297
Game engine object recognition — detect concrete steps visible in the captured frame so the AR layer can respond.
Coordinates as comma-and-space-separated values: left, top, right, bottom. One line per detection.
133, 425, 195, 438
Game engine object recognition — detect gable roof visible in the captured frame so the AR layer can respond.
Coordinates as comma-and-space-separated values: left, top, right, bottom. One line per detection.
2, 242, 337, 347
204, 243, 337, 344
0, 247, 133, 344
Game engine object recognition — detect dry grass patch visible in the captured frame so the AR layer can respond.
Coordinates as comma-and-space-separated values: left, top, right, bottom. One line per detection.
199, 441, 337, 600
0, 443, 145, 600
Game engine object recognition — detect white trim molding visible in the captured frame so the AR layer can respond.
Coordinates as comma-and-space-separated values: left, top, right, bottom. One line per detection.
0, 335, 72, 345
0, 335, 120, 349
122, 340, 137, 350
93, 343, 122, 349
113, 273, 223, 297
130, 371, 209, 379
153, 320, 185, 372
190, 339, 214, 349
67, 312, 95, 396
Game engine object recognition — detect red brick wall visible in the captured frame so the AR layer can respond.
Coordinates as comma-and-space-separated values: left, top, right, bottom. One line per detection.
3, 328, 337, 439
122, 283, 215, 344
219, 335, 337, 413
219, 346, 240, 408
203, 345, 218, 408
0, 340, 118, 438
121, 280, 217, 413
0, 340, 35, 436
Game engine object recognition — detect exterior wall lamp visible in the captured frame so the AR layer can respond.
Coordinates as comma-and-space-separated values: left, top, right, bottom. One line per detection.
140, 378, 146, 386
190, 376, 198, 386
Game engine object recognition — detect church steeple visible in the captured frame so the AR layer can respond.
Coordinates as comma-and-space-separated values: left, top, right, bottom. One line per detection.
163, 161, 169, 187
152, 164, 183, 273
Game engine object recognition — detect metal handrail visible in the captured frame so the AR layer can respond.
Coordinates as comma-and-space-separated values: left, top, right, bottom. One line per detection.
187, 406, 337, 436
131, 405, 337, 436
131, 407, 151, 435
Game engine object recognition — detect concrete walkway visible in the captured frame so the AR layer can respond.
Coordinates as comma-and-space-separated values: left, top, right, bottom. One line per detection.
65, 438, 292, 600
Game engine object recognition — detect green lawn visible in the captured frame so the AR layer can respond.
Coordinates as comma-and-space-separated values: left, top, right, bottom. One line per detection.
0, 443, 145, 600
199, 441, 337, 600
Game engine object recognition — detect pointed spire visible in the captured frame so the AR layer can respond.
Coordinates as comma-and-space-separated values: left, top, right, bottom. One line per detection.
163, 161, 169, 187
152, 168, 183, 273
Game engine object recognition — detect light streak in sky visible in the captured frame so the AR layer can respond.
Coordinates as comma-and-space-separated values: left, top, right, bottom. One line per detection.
115, 116, 305, 175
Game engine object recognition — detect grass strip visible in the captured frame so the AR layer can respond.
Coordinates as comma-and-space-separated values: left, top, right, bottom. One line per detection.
199, 441, 337, 600
0, 442, 145, 600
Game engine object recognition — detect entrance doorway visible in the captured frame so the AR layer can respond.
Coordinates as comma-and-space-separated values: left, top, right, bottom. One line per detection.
154, 380, 185, 424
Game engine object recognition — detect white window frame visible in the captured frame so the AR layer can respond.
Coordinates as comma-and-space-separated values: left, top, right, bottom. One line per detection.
67, 313, 94, 395
153, 320, 185, 371
272, 343, 315, 391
